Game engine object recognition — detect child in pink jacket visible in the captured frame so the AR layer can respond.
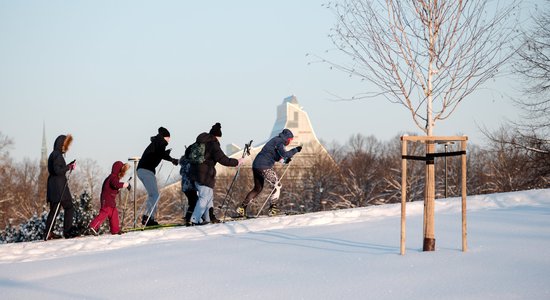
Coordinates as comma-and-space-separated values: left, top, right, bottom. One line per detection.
89, 161, 129, 235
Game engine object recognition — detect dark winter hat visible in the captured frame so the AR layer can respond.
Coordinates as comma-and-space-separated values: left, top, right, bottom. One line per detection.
209, 123, 222, 137
158, 127, 170, 138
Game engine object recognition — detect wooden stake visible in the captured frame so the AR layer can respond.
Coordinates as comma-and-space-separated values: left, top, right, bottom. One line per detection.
401, 139, 408, 255
461, 139, 468, 252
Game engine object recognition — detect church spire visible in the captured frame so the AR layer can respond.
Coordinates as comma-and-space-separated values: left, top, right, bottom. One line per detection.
40, 122, 47, 167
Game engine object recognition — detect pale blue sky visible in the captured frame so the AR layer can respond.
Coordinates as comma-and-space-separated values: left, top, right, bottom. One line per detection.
0, 0, 537, 171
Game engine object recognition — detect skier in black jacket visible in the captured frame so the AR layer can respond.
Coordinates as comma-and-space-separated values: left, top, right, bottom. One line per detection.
238, 129, 301, 217
189, 123, 244, 225
137, 127, 178, 226
44, 134, 78, 240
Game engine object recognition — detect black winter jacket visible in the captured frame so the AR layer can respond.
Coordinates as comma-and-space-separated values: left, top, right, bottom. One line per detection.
253, 129, 298, 169
137, 134, 175, 174
46, 135, 73, 203
190, 133, 238, 188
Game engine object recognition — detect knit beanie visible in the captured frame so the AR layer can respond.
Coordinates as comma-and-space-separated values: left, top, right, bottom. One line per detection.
158, 127, 170, 138
209, 123, 222, 137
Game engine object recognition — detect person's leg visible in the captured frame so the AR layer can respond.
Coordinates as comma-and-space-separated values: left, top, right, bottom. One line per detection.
138, 169, 159, 220
262, 168, 281, 203
109, 207, 120, 234
191, 183, 213, 224
184, 190, 198, 224
89, 207, 109, 231
243, 168, 265, 206
44, 202, 60, 240
61, 198, 75, 237
262, 168, 281, 215
201, 186, 214, 223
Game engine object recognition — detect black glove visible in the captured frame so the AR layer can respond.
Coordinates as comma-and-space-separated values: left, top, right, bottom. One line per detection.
295, 146, 302, 153
284, 157, 292, 164
171, 158, 179, 166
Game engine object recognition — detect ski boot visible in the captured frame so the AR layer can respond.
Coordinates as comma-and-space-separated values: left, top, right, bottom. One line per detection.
142, 215, 159, 227
236, 204, 247, 218
269, 204, 280, 216
209, 207, 221, 224
63, 226, 81, 239
85, 227, 98, 236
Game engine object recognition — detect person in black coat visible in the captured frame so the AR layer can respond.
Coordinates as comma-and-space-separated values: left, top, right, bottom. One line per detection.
238, 129, 302, 217
137, 127, 178, 226
44, 134, 78, 240
189, 123, 243, 225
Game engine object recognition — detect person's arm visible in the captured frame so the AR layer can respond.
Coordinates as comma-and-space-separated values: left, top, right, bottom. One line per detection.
212, 143, 239, 167
109, 176, 125, 190
275, 142, 299, 160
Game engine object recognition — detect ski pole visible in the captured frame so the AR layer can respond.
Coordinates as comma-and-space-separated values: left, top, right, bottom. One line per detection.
120, 176, 132, 229
142, 164, 176, 229
221, 140, 253, 222
45, 160, 75, 241
255, 162, 292, 218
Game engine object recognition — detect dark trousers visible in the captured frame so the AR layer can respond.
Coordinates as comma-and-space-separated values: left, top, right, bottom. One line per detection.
243, 168, 267, 206
184, 190, 198, 222
45, 199, 74, 236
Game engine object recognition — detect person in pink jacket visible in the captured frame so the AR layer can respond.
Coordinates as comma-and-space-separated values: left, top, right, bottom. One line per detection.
88, 161, 130, 235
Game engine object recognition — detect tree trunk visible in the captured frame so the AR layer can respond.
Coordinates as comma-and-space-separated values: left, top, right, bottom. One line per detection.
424, 16, 436, 251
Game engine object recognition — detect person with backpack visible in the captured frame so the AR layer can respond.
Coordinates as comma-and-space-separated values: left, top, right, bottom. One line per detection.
237, 129, 302, 217
179, 146, 198, 226
189, 123, 244, 225
137, 127, 179, 226
88, 161, 130, 235
44, 134, 79, 240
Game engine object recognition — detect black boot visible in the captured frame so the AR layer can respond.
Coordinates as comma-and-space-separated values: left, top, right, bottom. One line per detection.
185, 211, 192, 226
142, 215, 159, 227
209, 207, 221, 224
63, 226, 81, 239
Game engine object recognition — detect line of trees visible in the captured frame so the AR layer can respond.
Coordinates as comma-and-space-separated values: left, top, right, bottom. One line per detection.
1, 127, 548, 243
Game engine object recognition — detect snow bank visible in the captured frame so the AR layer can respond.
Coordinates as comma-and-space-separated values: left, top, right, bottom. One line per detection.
0, 189, 549, 300
1, 189, 548, 264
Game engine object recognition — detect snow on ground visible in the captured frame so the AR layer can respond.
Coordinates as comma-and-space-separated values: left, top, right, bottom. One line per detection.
1, 189, 549, 299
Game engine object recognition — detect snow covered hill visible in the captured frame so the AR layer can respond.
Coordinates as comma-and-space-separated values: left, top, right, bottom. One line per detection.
1, 189, 549, 299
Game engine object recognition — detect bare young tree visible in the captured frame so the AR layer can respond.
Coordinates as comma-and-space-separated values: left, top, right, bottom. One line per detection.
319, 0, 520, 251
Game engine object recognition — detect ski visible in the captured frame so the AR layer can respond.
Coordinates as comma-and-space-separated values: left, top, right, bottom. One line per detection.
123, 223, 185, 233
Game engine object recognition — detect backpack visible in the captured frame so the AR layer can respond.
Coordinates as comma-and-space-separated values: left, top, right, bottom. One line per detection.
179, 156, 194, 192
186, 142, 206, 164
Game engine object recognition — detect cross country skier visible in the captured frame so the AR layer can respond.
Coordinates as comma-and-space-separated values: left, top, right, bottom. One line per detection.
189, 123, 244, 225
44, 134, 79, 240
237, 129, 302, 217
88, 161, 130, 235
137, 127, 179, 226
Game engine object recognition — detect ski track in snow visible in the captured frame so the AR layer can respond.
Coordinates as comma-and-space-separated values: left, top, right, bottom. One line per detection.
1, 189, 548, 264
